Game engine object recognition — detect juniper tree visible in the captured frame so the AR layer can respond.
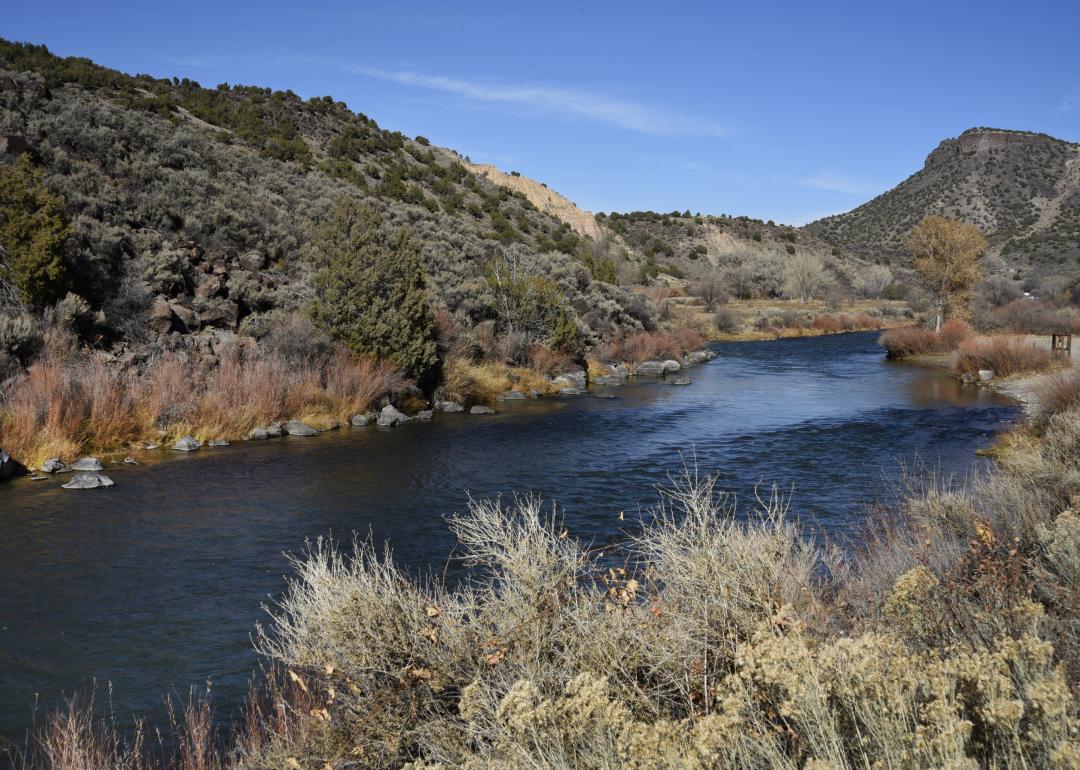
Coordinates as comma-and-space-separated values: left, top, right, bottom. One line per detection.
310, 198, 439, 389
0, 155, 73, 308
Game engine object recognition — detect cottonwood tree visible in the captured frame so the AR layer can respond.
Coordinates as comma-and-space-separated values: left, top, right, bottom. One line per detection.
309, 197, 439, 389
782, 252, 828, 302
907, 215, 985, 331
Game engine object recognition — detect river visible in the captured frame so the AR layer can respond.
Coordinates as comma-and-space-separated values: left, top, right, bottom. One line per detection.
0, 331, 1018, 745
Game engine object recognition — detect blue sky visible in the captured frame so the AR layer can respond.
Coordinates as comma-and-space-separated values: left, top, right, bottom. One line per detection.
5, 0, 1079, 224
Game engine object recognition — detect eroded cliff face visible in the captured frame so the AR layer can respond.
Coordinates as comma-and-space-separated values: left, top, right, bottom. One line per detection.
465, 162, 604, 240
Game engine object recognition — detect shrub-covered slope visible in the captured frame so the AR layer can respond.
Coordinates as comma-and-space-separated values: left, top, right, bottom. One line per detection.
0, 41, 651, 365
806, 128, 1080, 273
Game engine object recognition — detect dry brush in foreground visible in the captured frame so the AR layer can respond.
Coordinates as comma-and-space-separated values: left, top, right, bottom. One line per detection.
16, 396, 1080, 770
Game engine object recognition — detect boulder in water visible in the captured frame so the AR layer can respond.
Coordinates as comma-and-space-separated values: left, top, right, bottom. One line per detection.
42, 458, 67, 473
496, 390, 526, 401
469, 405, 495, 415
377, 405, 409, 427
207, 438, 230, 447
172, 436, 200, 451
266, 422, 285, 437
286, 420, 320, 436
435, 400, 464, 412
246, 427, 269, 440
62, 472, 114, 490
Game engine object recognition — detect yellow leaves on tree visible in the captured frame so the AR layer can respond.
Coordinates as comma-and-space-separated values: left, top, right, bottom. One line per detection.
906, 215, 986, 330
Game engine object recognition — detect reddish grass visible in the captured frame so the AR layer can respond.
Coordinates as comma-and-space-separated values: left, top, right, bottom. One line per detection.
937, 319, 975, 349
527, 345, 576, 376
879, 326, 939, 358
953, 335, 1057, 378
0, 345, 403, 467
812, 313, 885, 334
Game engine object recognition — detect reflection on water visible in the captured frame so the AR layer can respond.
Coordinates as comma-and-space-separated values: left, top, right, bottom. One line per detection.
0, 332, 1017, 743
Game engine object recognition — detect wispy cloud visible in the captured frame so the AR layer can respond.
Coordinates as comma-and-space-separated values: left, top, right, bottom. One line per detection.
342, 65, 726, 137
796, 171, 877, 196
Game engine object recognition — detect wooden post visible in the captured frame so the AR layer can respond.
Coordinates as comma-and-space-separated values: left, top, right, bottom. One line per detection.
1051, 333, 1072, 362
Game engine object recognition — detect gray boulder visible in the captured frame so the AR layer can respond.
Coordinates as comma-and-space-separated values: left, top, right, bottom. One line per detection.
266, 422, 285, 437
978, 369, 995, 383
377, 405, 409, 427
662, 359, 682, 374
62, 472, 114, 490
286, 420, 320, 436
246, 427, 269, 440
553, 370, 587, 390
350, 413, 375, 426
71, 457, 104, 471
634, 361, 666, 377
688, 350, 716, 364
470, 405, 495, 415
207, 439, 230, 447
414, 410, 434, 420
435, 400, 464, 413
496, 390, 526, 401
172, 436, 200, 451
42, 458, 67, 473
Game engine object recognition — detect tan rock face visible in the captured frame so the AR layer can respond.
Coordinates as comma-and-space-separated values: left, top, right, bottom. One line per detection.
465, 162, 603, 240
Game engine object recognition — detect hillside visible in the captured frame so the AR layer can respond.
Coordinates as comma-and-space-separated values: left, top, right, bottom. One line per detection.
0, 40, 653, 380
806, 128, 1080, 275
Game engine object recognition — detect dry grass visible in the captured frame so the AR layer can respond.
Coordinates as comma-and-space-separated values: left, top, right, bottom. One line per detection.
0, 347, 402, 467
953, 334, 1057, 378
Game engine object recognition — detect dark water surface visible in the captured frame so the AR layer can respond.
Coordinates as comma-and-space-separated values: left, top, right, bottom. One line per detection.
0, 332, 1018, 743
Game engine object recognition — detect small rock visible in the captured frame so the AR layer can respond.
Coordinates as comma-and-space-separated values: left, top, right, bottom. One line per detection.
687, 350, 716, 364
172, 436, 200, 451
496, 390, 526, 401
978, 369, 995, 383
961, 373, 973, 384
662, 360, 682, 374
469, 405, 495, 415
414, 410, 434, 420
30, 475, 48, 481
435, 400, 464, 413
42, 458, 67, 473
70, 457, 104, 471
670, 378, 692, 386
124, 457, 138, 465
208, 439, 230, 447
62, 472, 114, 490
350, 413, 374, 426
246, 427, 269, 440
286, 420, 320, 436
266, 422, 285, 437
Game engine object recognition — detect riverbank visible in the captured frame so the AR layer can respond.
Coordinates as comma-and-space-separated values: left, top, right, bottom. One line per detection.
8, 331, 1076, 768
0, 327, 719, 477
